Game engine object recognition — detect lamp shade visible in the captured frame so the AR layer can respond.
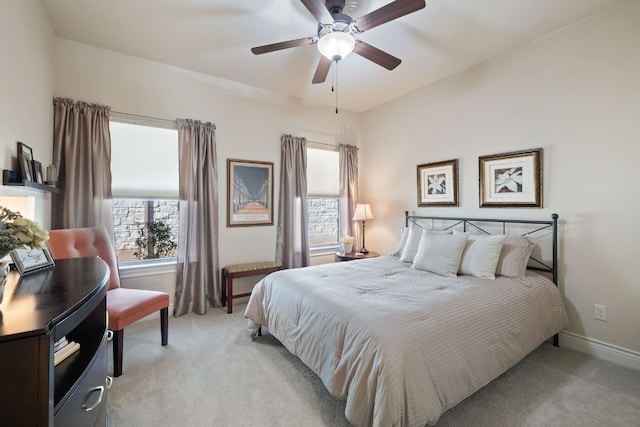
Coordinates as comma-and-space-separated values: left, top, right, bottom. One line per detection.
352, 203, 373, 221
317, 31, 355, 61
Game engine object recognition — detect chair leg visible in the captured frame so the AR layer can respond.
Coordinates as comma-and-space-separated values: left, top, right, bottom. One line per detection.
112, 329, 124, 377
160, 307, 168, 346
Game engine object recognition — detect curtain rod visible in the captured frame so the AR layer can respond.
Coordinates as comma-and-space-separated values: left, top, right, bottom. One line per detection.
111, 111, 218, 130
307, 140, 358, 150
111, 110, 178, 130
112, 110, 176, 124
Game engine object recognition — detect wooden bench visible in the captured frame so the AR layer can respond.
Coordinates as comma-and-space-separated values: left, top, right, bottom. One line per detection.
221, 261, 281, 314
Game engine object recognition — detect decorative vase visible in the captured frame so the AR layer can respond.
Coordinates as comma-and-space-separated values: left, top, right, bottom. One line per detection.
341, 243, 353, 253
0, 260, 10, 304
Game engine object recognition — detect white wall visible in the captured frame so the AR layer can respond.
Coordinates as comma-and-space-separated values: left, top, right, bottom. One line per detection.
361, 1, 640, 357
53, 39, 362, 303
0, 0, 55, 227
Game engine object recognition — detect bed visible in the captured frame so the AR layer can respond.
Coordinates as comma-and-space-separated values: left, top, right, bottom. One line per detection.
244, 213, 568, 426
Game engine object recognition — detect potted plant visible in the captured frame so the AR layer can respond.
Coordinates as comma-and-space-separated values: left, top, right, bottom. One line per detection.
340, 235, 355, 253
133, 220, 177, 260
0, 206, 49, 302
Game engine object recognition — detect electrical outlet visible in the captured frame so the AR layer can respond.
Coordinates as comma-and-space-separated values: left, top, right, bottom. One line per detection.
594, 304, 607, 321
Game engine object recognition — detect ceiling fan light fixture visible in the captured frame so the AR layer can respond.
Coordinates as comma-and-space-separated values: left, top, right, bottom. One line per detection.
317, 31, 355, 61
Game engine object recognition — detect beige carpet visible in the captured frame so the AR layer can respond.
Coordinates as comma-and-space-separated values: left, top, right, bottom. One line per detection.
107, 305, 640, 426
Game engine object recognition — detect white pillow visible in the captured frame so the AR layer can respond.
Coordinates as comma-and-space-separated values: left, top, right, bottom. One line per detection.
495, 235, 537, 278
412, 230, 469, 277
399, 226, 422, 263
457, 234, 506, 279
391, 227, 410, 257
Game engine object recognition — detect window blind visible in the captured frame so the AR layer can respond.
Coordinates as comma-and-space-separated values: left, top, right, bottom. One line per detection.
109, 121, 179, 198
307, 147, 339, 196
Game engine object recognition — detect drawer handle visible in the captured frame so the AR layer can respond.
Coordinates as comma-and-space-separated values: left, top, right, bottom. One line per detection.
82, 385, 105, 412
106, 376, 113, 389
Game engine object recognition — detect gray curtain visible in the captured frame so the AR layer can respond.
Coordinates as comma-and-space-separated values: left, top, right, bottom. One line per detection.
276, 134, 309, 269
339, 144, 358, 241
174, 118, 219, 316
52, 98, 114, 232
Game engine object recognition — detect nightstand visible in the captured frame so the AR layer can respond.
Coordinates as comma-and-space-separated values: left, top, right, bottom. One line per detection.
335, 250, 379, 262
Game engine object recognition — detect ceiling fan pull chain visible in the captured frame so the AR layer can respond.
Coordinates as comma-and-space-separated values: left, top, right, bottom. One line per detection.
334, 60, 339, 114
331, 60, 336, 93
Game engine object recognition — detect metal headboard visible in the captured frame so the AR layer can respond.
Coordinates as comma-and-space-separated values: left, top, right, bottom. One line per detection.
405, 211, 559, 286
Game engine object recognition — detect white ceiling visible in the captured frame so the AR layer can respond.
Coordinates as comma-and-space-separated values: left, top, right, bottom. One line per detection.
40, 0, 624, 113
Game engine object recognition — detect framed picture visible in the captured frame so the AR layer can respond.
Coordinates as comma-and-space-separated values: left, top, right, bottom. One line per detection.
32, 160, 44, 184
417, 159, 459, 206
10, 248, 56, 275
227, 158, 274, 227
479, 148, 542, 208
17, 142, 34, 182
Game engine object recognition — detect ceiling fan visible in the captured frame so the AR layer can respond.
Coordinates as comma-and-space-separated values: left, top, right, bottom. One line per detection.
251, 0, 426, 84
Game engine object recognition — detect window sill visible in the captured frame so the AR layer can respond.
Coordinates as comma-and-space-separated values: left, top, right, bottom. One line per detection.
310, 245, 339, 257
119, 258, 177, 278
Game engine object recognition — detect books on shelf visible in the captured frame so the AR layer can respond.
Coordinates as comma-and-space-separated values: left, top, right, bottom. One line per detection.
53, 337, 80, 366
53, 336, 69, 352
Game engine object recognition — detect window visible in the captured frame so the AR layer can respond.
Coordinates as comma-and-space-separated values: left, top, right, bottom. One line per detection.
109, 117, 179, 263
307, 146, 340, 251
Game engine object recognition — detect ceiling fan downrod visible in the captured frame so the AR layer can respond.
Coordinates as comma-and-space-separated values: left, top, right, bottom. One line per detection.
325, 0, 346, 15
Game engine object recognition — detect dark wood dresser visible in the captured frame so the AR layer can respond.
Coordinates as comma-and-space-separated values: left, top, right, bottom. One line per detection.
0, 257, 110, 426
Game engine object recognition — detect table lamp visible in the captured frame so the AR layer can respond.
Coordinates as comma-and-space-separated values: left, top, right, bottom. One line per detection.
353, 203, 373, 254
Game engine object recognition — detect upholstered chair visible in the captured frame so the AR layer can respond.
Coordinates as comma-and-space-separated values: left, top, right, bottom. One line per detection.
47, 227, 169, 377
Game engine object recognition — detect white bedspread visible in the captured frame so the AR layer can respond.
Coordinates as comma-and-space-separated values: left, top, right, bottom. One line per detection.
244, 256, 568, 426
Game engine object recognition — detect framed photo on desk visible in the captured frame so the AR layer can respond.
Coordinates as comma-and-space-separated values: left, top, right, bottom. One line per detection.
10, 248, 55, 275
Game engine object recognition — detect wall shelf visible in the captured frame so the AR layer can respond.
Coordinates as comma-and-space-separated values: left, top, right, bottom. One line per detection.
2, 169, 60, 193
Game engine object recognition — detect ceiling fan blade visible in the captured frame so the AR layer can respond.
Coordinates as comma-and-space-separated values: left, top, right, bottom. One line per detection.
353, 41, 401, 70
354, 0, 425, 32
312, 56, 333, 84
251, 37, 316, 55
300, 0, 333, 23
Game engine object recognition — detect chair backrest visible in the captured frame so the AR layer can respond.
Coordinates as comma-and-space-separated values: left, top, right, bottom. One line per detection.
47, 227, 121, 290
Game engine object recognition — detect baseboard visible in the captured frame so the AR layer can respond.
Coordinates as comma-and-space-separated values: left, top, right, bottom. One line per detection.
559, 331, 640, 371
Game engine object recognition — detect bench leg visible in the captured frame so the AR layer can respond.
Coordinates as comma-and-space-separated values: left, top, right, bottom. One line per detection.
227, 276, 233, 314
221, 269, 227, 306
